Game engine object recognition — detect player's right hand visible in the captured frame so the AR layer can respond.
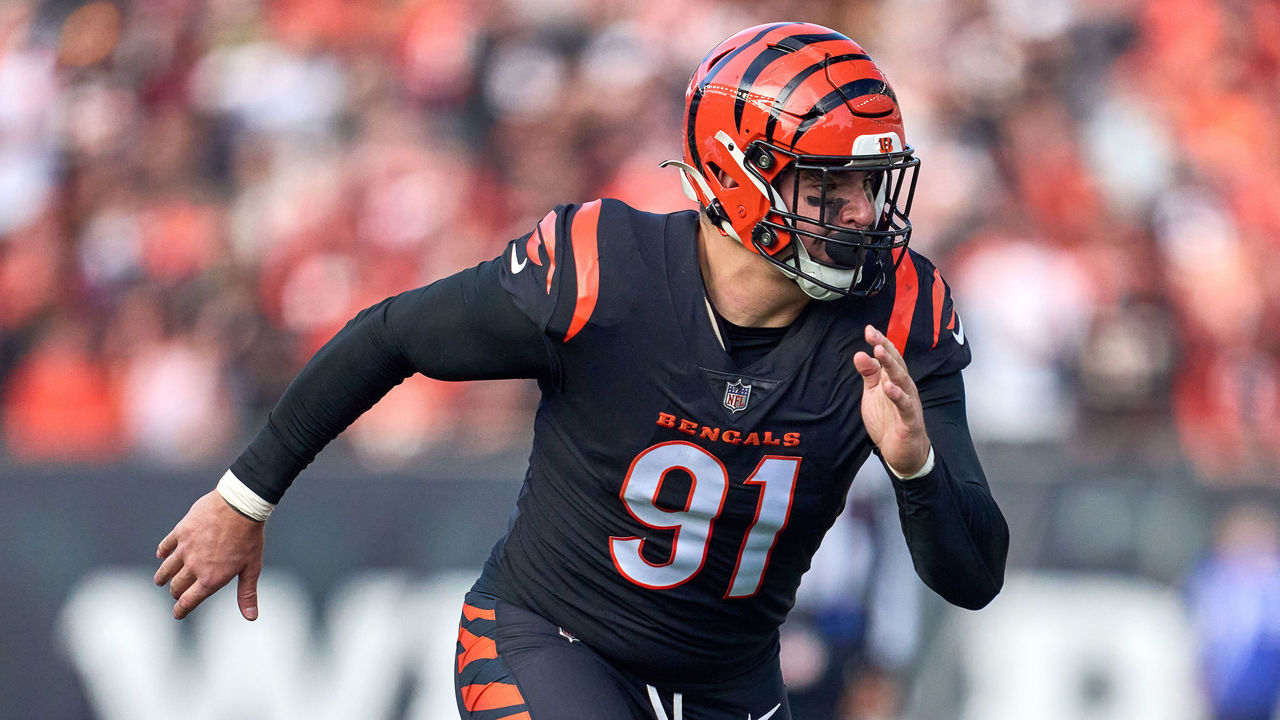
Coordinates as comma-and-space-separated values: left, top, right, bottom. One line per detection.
154, 490, 266, 621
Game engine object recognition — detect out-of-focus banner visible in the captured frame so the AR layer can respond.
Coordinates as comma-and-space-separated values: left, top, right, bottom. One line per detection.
1, 459, 524, 720
0, 448, 1224, 720
60, 568, 476, 720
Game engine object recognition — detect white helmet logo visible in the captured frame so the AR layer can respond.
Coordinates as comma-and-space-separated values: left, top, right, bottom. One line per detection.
851, 132, 901, 155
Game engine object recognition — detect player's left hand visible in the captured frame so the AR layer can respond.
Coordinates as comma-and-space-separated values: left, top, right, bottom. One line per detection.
853, 324, 931, 477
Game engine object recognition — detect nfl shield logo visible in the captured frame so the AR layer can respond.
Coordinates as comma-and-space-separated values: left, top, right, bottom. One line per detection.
723, 379, 752, 413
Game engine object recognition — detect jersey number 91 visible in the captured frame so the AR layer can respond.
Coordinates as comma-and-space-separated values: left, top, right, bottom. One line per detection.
609, 441, 801, 598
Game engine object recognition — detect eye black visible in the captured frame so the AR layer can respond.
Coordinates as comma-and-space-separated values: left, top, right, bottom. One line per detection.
804, 195, 849, 210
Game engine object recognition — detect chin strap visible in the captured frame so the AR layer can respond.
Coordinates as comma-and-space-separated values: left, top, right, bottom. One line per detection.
789, 238, 861, 301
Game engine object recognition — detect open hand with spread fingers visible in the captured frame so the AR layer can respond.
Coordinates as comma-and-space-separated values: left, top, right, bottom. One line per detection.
154, 491, 266, 621
852, 324, 932, 477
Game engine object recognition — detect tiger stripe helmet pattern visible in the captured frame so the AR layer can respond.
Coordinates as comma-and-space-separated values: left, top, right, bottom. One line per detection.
663, 22, 919, 299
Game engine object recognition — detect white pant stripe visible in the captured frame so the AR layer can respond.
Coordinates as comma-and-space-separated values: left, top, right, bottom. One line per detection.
646, 684, 683, 720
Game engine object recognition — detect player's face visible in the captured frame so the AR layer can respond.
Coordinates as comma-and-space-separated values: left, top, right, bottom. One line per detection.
775, 166, 882, 265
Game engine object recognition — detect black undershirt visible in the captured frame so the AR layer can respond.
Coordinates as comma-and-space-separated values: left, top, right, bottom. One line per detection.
717, 315, 788, 368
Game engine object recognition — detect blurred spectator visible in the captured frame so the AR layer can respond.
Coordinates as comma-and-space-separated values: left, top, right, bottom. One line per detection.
782, 463, 921, 720
948, 225, 1096, 443
1187, 502, 1280, 720
1074, 297, 1179, 466
0, 0, 1274, 487
0, 1, 58, 238
3, 315, 122, 462
1154, 186, 1280, 484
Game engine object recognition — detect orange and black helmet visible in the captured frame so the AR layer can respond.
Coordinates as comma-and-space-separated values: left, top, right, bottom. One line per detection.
663, 22, 919, 299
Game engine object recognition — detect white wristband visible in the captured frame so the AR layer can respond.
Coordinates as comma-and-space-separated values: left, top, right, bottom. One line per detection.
888, 446, 935, 481
216, 470, 276, 522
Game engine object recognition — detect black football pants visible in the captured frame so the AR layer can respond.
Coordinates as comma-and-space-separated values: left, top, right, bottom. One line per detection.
455, 590, 791, 720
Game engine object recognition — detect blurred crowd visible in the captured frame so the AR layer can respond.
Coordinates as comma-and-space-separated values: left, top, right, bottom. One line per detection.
2, 1, 1279, 718
1, 0, 1277, 481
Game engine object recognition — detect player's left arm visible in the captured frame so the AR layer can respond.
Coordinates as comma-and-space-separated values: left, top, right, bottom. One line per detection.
895, 367, 1008, 610
855, 257, 1013, 604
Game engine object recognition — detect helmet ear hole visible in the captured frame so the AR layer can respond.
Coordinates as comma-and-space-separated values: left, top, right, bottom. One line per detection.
707, 162, 738, 189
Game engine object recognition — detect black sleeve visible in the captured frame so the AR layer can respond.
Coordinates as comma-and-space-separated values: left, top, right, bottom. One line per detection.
881, 371, 1009, 610
229, 259, 552, 503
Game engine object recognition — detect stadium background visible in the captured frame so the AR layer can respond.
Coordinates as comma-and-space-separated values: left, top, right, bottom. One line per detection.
2, 0, 1278, 717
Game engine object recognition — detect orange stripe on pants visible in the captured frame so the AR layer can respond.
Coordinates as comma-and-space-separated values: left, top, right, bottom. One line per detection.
463, 603, 496, 621
457, 626, 498, 673
460, 681, 526, 712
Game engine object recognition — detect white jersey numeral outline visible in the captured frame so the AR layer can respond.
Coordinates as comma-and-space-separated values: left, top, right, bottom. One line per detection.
610, 441, 801, 596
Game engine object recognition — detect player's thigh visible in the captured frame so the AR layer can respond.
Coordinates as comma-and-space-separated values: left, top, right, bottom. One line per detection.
455, 591, 648, 720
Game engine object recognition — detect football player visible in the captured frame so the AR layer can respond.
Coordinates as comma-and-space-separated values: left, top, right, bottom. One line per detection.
155, 22, 1008, 720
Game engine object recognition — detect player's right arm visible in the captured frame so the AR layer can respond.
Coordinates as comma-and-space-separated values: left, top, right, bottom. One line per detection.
153, 256, 554, 620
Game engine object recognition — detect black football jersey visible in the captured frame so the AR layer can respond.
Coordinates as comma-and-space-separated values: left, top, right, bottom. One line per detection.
476, 199, 970, 685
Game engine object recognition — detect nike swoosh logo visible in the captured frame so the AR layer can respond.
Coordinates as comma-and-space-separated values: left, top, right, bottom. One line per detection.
952, 313, 965, 346
510, 244, 527, 274
748, 703, 781, 720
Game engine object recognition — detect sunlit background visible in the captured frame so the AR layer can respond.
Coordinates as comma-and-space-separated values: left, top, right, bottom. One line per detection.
3, 0, 1279, 718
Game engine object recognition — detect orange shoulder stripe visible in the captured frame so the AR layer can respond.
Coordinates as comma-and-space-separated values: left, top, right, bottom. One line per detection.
886, 254, 919, 352
531, 210, 558, 295
462, 603, 496, 621
563, 200, 602, 342
460, 682, 526, 712
930, 268, 946, 348
526, 212, 552, 269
